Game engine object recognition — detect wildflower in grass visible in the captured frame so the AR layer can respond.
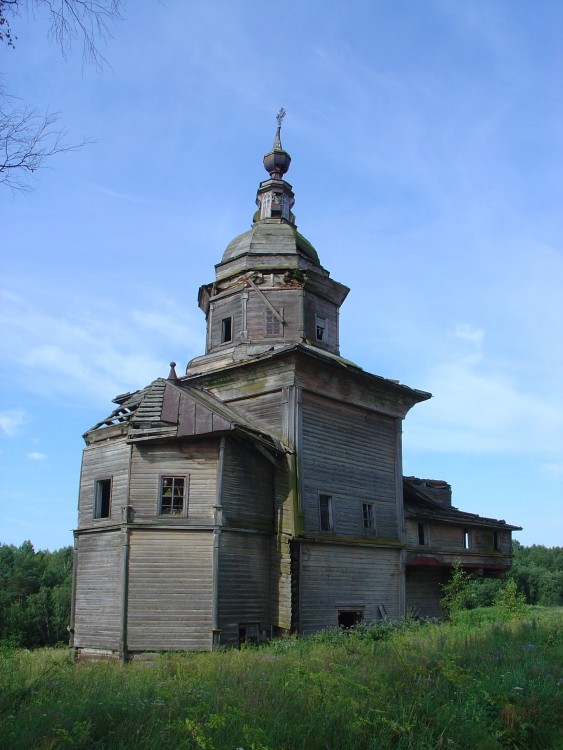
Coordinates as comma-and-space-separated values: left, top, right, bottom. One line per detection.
522, 642, 537, 649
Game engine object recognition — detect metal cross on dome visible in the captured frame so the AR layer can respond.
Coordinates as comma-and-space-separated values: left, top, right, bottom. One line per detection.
276, 107, 286, 127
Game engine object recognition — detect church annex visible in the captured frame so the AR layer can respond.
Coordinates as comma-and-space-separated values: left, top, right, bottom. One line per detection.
70, 115, 520, 659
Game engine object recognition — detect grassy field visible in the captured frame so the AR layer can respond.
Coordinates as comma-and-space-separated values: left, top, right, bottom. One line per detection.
0, 607, 561, 750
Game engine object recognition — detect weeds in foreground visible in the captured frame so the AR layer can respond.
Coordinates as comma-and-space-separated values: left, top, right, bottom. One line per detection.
0, 607, 561, 750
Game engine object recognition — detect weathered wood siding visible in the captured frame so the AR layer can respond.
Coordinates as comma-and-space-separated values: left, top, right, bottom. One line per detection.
298, 542, 402, 633
406, 519, 511, 556
271, 531, 292, 631
78, 438, 131, 527
228, 391, 284, 438
303, 290, 338, 351
246, 287, 302, 342
73, 531, 122, 649
218, 530, 272, 643
405, 566, 448, 619
221, 438, 274, 529
129, 440, 218, 523
300, 392, 398, 539
210, 295, 243, 348
127, 529, 214, 651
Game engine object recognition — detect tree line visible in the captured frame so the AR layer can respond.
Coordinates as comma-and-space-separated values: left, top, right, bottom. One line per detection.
0, 540, 561, 648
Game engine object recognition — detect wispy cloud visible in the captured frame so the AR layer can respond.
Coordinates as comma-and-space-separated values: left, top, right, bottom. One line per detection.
407, 346, 563, 458
26, 451, 47, 461
0, 286, 205, 406
0, 410, 28, 437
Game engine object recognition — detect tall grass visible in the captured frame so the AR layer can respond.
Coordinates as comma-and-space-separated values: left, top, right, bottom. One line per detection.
1, 607, 561, 750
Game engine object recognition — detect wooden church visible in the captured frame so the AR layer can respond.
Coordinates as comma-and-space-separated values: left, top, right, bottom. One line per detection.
70, 114, 520, 659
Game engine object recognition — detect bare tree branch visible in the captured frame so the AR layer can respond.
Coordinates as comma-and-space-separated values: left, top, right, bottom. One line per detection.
38, 1, 124, 71
0, 0, 124, 191
0, 92, 91, 191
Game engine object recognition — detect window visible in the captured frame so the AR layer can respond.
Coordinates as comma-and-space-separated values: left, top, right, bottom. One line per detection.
417, 522, 427, 546
264, 308, 282, 337
319, 493, 333, 532
220, 316, 232, 343
362, 502, 375, 532
338, 610, 363, 629
239, 622, 260, 646
94, 478, 112, 518
159, 476, 186, 516
493, 531, 500, 551
463, 528, 471, 549
315, 314, 326, 342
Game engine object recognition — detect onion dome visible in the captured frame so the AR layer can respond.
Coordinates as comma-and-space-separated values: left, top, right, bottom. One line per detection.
255, 108, 295, 223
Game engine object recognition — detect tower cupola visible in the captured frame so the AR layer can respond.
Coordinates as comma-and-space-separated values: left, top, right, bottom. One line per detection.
255, 108, 295, 223
188, 112, 349, 376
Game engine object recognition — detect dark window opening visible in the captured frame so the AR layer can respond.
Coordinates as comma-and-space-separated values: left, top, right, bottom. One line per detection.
221, 317, 232, 343
315, 315, 326, 342
95, 479, 111, 518
160, 476, 186, 515
417, 522, 426, 545
338, 610, 363, 629
362, 502, 375, 531
493, 531, 500, 551
463, 528, 471, 549
238, 622, 259, 646
319, 493, 333, 532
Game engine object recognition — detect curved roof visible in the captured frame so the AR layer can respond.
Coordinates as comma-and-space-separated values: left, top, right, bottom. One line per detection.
221, 220, 320, 265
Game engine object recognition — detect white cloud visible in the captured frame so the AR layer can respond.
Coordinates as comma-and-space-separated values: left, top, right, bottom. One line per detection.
454, 323, 484, 347
0, 410, 28, 437
0, 287, 205, 406
26, 452, 47, 462
406, 342, 563, 458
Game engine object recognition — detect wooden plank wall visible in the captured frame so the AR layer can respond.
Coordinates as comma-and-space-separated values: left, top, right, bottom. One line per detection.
221, 438, 274, 529
218, 530, 272, 644
406, 519, 510, 555
127, 530, 214, 651
78, 438, 131, 527
405, 566, 448, 619
303, 291, 338, 350
300, 392, 398, 539
211, 295, 242, 346
246, 287, 302, 341
298, 542, 402, 633
73, 531, 122, 649
129, 440, 218, 524
228, 391, 284, 437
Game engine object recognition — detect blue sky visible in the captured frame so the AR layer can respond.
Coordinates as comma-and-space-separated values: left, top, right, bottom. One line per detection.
1, 0, 562, 550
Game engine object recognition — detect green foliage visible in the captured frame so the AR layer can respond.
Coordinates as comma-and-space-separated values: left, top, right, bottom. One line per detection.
0, 608, 561, 750
494, 579, 527, 620
441, 559, 472, 617
511, 543, 563, 606
0, 542, 73, 648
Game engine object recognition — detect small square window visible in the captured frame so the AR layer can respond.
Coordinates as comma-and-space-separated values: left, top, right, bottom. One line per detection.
160, 476, 186, 516
221, 317, 232, 343
338, 610, 363, 629
94, 478, 112, 519
362, 502, 375, 532
315, 315, 326, 342
319, 493, 333, 532
239, 622, 260, 646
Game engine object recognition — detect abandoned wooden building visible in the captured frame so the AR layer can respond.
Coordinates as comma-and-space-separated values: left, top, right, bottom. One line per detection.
70, 115, 521, 658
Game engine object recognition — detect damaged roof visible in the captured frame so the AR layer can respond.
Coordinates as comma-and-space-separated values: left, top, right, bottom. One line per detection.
84, 378, 287, 457
403, 476, 522, 531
